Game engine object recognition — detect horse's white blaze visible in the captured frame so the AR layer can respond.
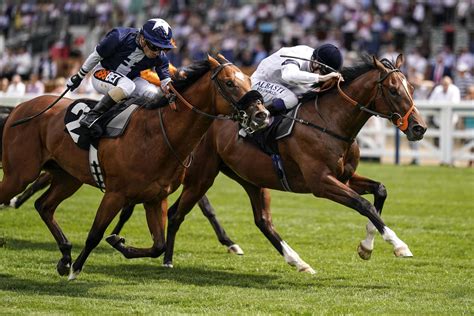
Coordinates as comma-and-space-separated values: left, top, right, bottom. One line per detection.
281, 241, 315, 274
401, 77, 409, 93
235, 71, 245, 82
361, 221, 377, 250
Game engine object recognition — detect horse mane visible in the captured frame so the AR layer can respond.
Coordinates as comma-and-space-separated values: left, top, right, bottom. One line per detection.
300, 54, 392, 104
171, 59, 211, 92
153, 59, 211, 108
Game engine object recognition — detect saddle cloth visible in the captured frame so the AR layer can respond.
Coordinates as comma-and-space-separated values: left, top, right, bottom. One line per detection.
64, 98, 140, 150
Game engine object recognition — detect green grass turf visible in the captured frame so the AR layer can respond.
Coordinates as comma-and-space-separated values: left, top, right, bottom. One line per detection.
0, 163, 472, 314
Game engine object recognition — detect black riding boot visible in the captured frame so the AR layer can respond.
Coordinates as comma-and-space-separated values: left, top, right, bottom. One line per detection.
80, 94, 117, 136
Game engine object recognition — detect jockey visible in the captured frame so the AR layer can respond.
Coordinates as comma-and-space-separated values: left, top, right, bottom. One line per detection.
251, 44, 343, 115
66, 18, 176, 134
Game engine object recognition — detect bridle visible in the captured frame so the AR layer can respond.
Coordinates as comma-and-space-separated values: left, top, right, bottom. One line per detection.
161, 61, 262, 167
168, 62, 260, 124
337, 67, 416, 131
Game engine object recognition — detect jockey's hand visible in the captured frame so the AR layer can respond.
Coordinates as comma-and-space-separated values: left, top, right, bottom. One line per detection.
160, 77, 172, 95
320, 72, 343, 82
66, 74, 83, 92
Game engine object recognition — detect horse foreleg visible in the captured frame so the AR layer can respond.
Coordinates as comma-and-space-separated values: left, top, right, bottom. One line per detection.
347, 173, 387, 260
106, 199, 166, 259
34, 171, 82, 276
318, 175, 412, 258
198, 195, 243, 255
110, 203, 136, 235
69, 192, 125, 280
11, 172, 52, 208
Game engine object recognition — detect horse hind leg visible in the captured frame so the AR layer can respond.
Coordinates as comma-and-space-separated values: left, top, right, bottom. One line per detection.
106, 198, 166, 259
70, 192, 125, 280
10, 172, 52, 209
0, 165, 41, 206
198, 195, 243, 255
34, 170, 82, 276
110, 203, 136, 235
223, 169, 314, 274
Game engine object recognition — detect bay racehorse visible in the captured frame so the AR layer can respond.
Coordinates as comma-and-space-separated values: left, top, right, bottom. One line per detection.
152, 54, 427, 273
0, 55, 267, 280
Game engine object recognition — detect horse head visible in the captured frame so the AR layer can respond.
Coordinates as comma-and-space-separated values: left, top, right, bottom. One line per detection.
210, 54, 270, 133
371, 54, 427, 141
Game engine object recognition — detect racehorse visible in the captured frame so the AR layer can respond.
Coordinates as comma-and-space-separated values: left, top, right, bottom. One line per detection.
0, 55, 267, 280
150, 54, 427, 273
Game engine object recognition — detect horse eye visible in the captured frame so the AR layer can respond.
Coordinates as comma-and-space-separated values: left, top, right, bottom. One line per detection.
225, 80, 235, 87
389, 87, 399, 95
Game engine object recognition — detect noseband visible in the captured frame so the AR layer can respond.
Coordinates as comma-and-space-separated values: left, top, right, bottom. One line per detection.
337, 68, 416, 131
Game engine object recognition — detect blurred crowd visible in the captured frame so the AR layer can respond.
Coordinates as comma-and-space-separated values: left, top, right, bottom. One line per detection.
0, 0, 473, 104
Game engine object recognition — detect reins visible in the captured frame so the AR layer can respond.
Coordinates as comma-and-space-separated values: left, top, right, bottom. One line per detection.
281, 65, 417, 143
336, 68, 416, 131
158, 107, 193, 168
160, 61, 256, 168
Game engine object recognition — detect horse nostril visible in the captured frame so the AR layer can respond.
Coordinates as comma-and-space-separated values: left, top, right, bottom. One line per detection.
412, 124, 426, 136
255, 111, 268, 121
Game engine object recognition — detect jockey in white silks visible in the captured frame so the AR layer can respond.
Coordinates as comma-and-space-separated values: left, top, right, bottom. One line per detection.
251, 44, 343, 115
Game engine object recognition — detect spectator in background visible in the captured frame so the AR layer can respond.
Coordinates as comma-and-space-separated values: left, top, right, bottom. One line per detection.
25, 73, 45, 94
50, 77, 66, 94
36, 52, 57, 81
429, 76, 461, 165
429, 53, 453, 85
464, 85, 474, 167
6, 74, 26, 96
0, 77, 9, 95
454, 63, 474, 99
430, 76, 461, 106
14, 47, 33, 81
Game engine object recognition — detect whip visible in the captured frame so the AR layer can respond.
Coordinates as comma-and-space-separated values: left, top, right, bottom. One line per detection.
11, 88, 70, 127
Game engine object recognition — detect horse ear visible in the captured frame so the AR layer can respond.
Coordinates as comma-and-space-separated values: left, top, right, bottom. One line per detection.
208, 54, 220, 68
372, 55, 385, 71
395, 54, 404, 69
217, 53, 230, 64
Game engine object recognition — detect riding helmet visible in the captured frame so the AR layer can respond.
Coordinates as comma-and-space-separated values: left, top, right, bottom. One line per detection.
141, 18, 176, 49
312, 44, 343, 71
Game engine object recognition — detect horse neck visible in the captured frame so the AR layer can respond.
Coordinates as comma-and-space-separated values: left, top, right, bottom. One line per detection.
159, 75, 217, 157
317, 73, 378, 140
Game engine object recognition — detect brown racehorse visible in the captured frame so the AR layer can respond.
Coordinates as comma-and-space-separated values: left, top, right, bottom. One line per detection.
153, 54, 427, 273
0, 55, 267, 280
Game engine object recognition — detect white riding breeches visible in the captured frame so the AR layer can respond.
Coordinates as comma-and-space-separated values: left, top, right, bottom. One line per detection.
251, 79, 299, 110
91, 67, 163, 101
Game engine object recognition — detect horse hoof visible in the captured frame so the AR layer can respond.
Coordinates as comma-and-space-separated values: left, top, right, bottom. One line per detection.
163, 262, 174, 268
9, 197, 18, 208
394, 246, 413, 258
357, 243, 373, 260
298, 265, 316, 275
68, 268, 81, 281
56, 259, 71, 276
228, 244, 244, 255
106, 234, 125, 247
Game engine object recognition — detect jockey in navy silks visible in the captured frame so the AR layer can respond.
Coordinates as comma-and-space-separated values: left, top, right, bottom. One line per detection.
251, 43, 344, 115
66, 18, 176, 134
